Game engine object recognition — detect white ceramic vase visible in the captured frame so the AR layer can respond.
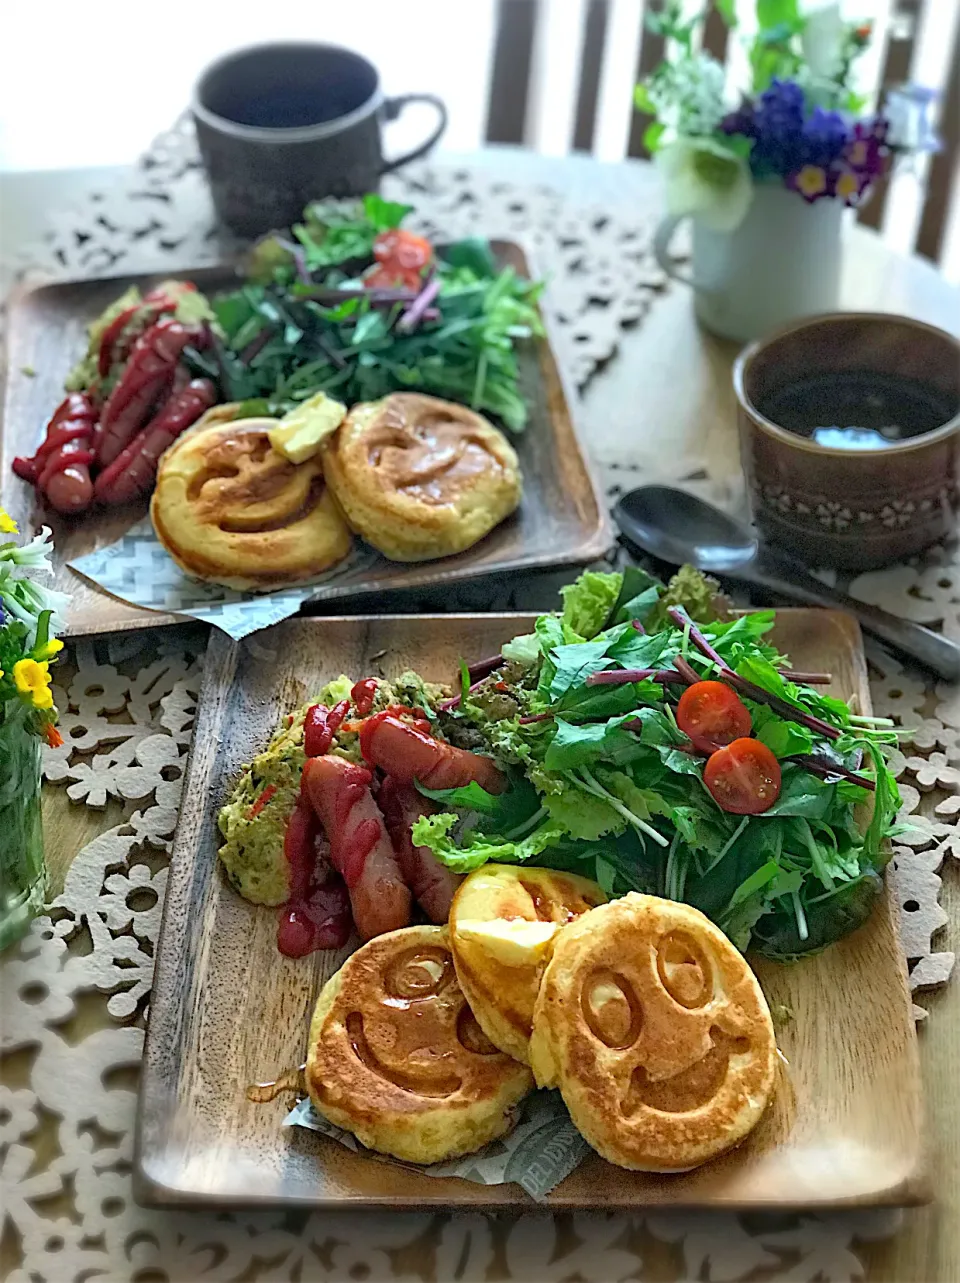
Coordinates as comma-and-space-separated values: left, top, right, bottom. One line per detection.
654, 182, 844, 343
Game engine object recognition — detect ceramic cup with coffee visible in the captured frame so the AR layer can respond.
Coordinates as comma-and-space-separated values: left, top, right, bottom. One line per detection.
734, 313, 960, 571
193, 42, 447, 237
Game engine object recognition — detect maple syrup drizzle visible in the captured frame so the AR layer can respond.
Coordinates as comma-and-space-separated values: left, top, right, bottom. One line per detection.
246, 1063, 306, 1103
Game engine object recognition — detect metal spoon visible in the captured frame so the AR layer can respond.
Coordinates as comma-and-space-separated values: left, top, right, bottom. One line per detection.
613, 485, 960, 682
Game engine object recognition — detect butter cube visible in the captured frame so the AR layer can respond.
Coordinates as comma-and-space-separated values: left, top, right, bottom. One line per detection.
454, 917, 560, 967
268, 391, 347, 464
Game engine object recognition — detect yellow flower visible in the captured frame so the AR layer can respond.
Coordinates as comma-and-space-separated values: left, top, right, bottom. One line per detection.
34, 638, 64, 662
13, 659, 54, 711
0, 506, 18, 535
835, 168, 861, 202
795, 166, 828, 198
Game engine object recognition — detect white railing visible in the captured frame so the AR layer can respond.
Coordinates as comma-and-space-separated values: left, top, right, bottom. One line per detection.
516, 0, 960, 282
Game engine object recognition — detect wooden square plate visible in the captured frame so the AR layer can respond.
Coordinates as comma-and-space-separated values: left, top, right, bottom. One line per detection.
136, 609, 927, 1210
1, 245, 610, 638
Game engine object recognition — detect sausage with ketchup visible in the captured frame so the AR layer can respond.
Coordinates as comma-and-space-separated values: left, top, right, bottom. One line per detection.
301, 755, 411, 941
12, 392, 98, 515
360, 714, 507, 796
379, 775, 462, 923
94, 377, 216, 505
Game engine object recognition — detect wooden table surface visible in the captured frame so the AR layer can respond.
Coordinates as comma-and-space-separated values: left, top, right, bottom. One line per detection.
6, 146, 960, 1281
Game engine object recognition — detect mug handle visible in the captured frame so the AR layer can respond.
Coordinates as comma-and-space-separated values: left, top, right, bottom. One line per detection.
651, 214, 718, 292
380, 94, 448, 173
653, 212, 710, 289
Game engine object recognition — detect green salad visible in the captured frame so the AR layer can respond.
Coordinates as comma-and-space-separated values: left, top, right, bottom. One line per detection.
420, 567, 903, 960
184, 194, 543, 431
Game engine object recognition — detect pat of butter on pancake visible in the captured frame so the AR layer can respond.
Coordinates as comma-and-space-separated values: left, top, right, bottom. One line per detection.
454, 918, 560, 966
269, 391, 346, 464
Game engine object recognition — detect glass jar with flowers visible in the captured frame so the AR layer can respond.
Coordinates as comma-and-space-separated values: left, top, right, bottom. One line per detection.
643, 0, 941, 341
0, 507, 68, 950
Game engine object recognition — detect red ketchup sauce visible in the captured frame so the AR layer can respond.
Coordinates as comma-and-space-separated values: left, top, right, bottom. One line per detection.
339, 818, 380, 889
333, 764, 374, 831
276, 796, 351, 958
350, 678, 379, 717
303, 700, 350, 758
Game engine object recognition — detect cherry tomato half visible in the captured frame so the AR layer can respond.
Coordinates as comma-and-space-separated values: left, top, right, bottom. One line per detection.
372, 230, 400, 263
704, 738, 782, 815
676, 681, 752, 753
373, 228, 433, 271
363, 264, 424, 292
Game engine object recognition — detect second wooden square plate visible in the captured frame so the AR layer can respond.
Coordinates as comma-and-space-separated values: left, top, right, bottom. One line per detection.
1, 245, 609, 637
136, 610, 927, 1210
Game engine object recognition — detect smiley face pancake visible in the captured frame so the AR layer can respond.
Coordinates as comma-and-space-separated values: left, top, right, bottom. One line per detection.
449, 865, 606, 1064
321, 393, 522, 562
529, 894, 777, 1172
305, 925, 533, 1163
151, 418, 352, 590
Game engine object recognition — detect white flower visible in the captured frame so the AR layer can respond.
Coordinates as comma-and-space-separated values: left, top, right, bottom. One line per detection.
3, 526, 56, 573
651, 54, 728, 136
0, 527, 68, 642
801, 1, 845, 82
655, 136, 754, 232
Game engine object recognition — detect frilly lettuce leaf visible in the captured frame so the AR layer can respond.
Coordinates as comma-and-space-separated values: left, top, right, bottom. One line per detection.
319, 675, 353, 705
647, 565, 722, 629
411, 813, 564, 873
560, 570, 622, 639
500, 631, 540, 666
542, 788, 626, 841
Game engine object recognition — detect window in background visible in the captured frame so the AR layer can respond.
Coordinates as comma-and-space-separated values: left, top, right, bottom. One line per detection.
2, 0, 957, 284
0, 1, 497, 171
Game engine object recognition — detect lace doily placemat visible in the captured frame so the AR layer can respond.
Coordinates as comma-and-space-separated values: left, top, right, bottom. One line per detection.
2, 123, 958, 1281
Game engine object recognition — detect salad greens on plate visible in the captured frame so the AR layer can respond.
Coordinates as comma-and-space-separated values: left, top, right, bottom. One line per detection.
184, 194, 543, 431
421, 567, 903, 961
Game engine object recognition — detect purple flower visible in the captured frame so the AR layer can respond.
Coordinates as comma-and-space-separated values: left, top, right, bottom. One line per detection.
721, 102, 758, 141
742, 79, 809, 177
800, 107, 849, 168
760, 79, 805, 121
720, 78, 892, 199
843, 118, 890, 182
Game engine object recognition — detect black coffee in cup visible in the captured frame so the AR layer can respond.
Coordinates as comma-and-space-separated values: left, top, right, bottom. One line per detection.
757, 370, 958, 451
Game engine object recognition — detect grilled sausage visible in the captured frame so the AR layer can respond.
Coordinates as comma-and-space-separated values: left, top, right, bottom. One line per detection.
301, 755, 411, 940
379, 775, 462, 923
359, 715, 506, 795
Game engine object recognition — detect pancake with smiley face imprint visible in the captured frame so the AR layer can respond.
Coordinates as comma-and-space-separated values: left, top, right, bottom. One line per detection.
321, 393, 522, 562
151, 417, 352, 590
529, 893, 777, 1172
449, 864, 607, 1064
305, 925, 534, 1164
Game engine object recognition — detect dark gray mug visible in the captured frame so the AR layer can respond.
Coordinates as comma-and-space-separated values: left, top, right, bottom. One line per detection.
192, 42, 448, 237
